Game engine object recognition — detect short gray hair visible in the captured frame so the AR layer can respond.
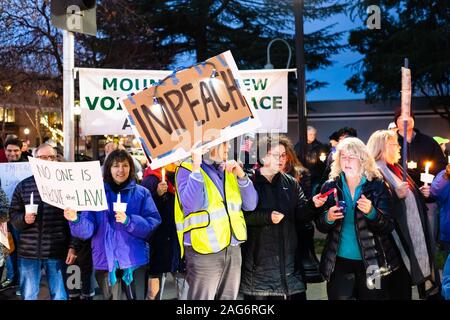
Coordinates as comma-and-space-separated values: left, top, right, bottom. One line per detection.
307, 126, 317, 134
34, 143, 56, 157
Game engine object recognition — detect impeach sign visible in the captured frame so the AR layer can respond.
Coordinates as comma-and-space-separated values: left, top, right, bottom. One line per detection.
28, 157, 107, 211
122, 51, 260, 169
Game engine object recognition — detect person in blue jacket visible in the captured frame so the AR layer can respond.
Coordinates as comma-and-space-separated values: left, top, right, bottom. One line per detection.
430, 164, 450, 254
64, 149, 161, 300
443, 255, 450, 299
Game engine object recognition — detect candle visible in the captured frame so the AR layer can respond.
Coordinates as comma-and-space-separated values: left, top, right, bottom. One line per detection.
333, 188, 338, 207
425, 162, 431, 175
161, 168, 166, 183
407, 161, 417, 169
448, 155, 450, 164
117, 192, 121, 204
30, 192, 34, 205
319, 153, 326, 162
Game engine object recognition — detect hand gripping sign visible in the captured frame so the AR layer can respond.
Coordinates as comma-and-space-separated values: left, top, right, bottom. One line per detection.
122, 51, 261, 169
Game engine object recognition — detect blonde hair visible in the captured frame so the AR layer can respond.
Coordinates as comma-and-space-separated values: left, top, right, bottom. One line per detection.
367, 130, 397, 161
330, 137, 382, 181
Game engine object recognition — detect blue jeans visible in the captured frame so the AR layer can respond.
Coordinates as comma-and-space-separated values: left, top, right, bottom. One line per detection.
19, 258, 68, 300
6, 224, 19, 282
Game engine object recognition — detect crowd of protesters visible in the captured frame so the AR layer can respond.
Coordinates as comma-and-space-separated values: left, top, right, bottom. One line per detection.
0, 108, 449, 301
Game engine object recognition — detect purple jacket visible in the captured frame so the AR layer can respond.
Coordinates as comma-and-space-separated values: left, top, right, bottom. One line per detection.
69, 180, 161, 271
176, 161, 258, 245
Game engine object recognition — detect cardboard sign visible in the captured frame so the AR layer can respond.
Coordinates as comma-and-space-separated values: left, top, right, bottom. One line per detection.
122, 51, 261, 169
28, 157, 107, 211
0, 162, 33, 203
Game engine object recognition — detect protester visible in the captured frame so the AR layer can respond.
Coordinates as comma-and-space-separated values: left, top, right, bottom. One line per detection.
433, 136, 449, 158
141, 164, 187, 300
326, 131, 340, 169
443, 255, 450, 300
294, 126, 327, 194
0, 186, 9, 281
395, 110, 446, 187
240, 136, 322, 300
65, 149, 161, 300
314, 137, 400, 300
367, 130, 441, 299
431, 164, 450, 253
9, 143, 76, 300
5, 138, 27, 163
175, 141, 258, 300
0, 138, 7, 163
117, 143, 143, 180
67, 238, 96, 300
278, 135, 322, 283
100, 141, 117, 165
21, 141, 32, 158
320, 127, 358, 186
395, 110, 445, 286
2, 137, 30, 290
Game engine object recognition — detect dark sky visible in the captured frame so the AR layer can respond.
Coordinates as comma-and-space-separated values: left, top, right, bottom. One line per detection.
305, 12, 365, 101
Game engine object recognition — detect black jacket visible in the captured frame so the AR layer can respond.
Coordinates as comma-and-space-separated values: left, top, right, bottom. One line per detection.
295, 139, 327, 185
397, 129, 447, 188
382, 163, 440, 298
240, 170, 317, 296
141, 173, 183, 274
315, 176, 401, 282
9, 176, 73, 260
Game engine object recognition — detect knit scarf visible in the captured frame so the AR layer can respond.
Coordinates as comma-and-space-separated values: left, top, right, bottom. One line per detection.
376, 160, 431, 279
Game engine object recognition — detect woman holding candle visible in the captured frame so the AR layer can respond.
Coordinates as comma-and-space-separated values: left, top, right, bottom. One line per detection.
314, 137, 400, 300
367, 130, 440, 299
277, 135, 323, 283
64, 149, 161, 300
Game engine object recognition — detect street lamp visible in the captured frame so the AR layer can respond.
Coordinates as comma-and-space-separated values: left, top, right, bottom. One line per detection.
265, 38, 292, 69
73, 103, 82, 160
24, 128, 30, 144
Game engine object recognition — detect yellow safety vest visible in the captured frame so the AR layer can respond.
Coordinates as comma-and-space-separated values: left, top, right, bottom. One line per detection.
174, 161, 247, 257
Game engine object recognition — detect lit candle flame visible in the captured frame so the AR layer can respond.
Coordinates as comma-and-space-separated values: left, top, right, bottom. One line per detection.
425, 162, 432, 175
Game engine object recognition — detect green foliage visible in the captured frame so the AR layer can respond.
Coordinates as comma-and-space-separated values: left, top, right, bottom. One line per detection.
345, 0, 450, 120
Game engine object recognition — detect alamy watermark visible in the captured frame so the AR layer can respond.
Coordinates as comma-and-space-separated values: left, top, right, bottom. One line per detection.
366, 5, 381, 30
66, 5, 82, 31
366, 265, 382, 290
66, 265, 82, 290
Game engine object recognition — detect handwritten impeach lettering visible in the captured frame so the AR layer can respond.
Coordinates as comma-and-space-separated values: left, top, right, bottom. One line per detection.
123, 54, 254, 158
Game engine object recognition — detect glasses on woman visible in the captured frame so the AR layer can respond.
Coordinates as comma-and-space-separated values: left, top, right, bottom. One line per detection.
269, 152, 287, 159
340, 154, 360, 162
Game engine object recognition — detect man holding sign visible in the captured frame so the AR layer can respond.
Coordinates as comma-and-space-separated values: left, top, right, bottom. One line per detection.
175, 141, 258, 300
9, 144, 77, 300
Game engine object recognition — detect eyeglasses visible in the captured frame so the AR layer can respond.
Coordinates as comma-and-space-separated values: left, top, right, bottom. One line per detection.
340, 155, 360, 162
36, 155, 57, 161
269, 153, 287, 159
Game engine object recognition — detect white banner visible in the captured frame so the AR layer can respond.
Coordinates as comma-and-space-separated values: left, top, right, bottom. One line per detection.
0, 162, 33, 249
78, 67, 290, 136
0, 162, 33, 203
28, 157, 107, 211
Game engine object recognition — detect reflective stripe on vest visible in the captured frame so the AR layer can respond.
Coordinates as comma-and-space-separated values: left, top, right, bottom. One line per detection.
174, 161, 247, 257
